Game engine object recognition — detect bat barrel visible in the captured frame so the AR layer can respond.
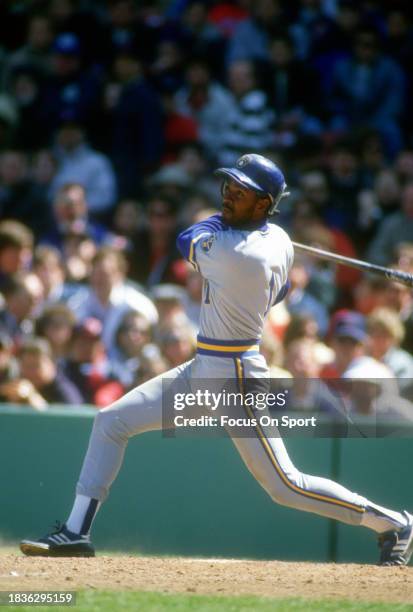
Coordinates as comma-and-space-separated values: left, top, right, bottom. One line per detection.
292, 242, 413, 289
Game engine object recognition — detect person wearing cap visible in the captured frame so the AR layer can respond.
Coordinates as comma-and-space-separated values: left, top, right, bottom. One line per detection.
39, 32, 103, 139
22, 154, 413, 567
321, 310, 372, 379
342, 358, 413, 424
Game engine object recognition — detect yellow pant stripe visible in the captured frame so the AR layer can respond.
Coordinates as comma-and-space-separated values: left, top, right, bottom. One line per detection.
234, 358, 365, 514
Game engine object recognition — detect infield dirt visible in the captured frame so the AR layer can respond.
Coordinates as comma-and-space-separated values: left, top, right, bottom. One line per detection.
1, 555, 413, 603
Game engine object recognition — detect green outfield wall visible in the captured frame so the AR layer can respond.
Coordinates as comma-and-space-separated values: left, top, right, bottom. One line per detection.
1, 405, 413, 563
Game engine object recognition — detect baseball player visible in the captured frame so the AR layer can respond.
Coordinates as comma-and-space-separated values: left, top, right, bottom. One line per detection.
20, 154, 413, 565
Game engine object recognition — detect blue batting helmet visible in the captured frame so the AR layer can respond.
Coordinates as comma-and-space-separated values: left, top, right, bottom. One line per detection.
214, 154, 290, 215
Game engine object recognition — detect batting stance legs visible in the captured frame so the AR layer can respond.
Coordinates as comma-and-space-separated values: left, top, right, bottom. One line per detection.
55, 353, 407, 541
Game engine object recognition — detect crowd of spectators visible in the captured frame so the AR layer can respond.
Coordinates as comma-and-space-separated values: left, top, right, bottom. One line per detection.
1, 0, 413, 421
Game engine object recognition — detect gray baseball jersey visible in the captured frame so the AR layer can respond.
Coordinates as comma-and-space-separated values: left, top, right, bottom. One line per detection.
177, 214, 293, 352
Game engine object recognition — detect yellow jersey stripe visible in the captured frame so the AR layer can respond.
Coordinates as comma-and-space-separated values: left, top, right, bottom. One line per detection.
197, 341, 259, 353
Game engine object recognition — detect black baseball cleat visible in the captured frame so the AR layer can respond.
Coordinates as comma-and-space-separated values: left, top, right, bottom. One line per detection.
378, 511, 413, 566
20, 522, 95, 557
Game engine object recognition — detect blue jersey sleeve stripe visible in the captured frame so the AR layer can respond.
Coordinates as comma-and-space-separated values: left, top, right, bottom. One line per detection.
273, 279, 291, 305
264, 272, 275, 317
176, 215, 227, 262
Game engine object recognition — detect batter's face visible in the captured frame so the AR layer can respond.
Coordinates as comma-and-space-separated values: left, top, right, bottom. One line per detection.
221, 179, 269, 226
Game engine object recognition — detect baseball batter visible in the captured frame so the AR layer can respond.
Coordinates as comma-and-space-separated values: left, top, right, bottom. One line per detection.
21, 154, 413, 565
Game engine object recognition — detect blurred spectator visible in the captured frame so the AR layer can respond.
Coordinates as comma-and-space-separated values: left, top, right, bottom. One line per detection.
39, 32, 104, 138
320, 310, 386, 379
32, 245, 84, 306
283, 313, 334, 366
325, 140, 364, 235
0, 94, 18, 150
260, 326, 291, 378
285, 255, 329, 336
176, 143, 220, 204
367, 307, 413, 387
226, 0, 286, 65
207, 1, 248, 39
342, 358, 413, 422
102, 47, 164, 198
2, 13, 53, 85
174, 57, 236, 160
129, 196, 187, 287
50, 120, 117, 219
217, 60, 275, 166
0, 333, 18, 385
15, 336, 83, 404
371, 277, 413, 356
30, 149, 57, 205
181, 1, 225, 75
158, 321, 196, 368
150, 38, 186, 95
0, 374, 47, 411
0, 151, 53, 238
102, 0, 156, 66
110, 309, 153, 388
41, 182, 111, 251
70, 246, 158, 353
263, 32, 323, 145
34, 303, 76, 362
384, 7, 413, 74
288, 0, 336, 61
111, 198, 144, 240
371, 169, 401, 218
147, 164, 192, 201
161, 88, 198, 162
328, 26, 405, 158
7, 66, 49, 150
151, 283, 187, 327
285, 337, 322, 379
62, 317, 124, 407
0, 273, 40, 343
0, 220, 33, 288
282, 337, 342, 417
134, 346, 169, 385
367, 182, 413, 265
62, 230, 98, 284
314, 0, 361, 63
395, 149, 413, 185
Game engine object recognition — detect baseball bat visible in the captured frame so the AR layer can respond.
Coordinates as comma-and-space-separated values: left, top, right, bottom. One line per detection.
292, 241, 413, 289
